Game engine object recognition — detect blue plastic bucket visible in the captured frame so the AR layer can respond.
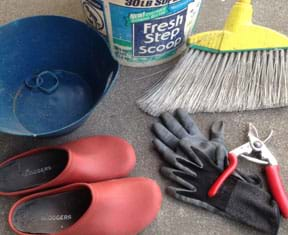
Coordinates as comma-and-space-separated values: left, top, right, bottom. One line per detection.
81, 0, 202, 67
0, 16, 119, 137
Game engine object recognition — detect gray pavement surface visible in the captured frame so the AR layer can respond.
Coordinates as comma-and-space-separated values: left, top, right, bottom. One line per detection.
0, 0, 288, 234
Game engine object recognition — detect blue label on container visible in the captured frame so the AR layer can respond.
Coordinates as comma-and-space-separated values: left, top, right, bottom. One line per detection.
133, 9, 187, 57
168, 0, 193, 11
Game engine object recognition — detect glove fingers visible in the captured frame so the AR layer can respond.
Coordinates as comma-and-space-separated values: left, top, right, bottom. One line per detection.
153, 138, 199, 175
160, 112, 189, 139
180, 139, 221, 171
152, 123, 179, 150
167, 186, 223, 215
175, 109, 206, 138
180, 137, 227, 169
209, 121, 225, 143
214, 145, 227, 170
178, 138, 204, 168
160, 166, 197, 190
166, 186, 196, 201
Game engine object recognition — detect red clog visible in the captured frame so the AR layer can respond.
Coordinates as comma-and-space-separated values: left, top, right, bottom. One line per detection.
9, 177, 162, 235
0, 136, 136, 196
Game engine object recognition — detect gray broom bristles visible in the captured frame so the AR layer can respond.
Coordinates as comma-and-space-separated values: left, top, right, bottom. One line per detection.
137, 48, 288, 116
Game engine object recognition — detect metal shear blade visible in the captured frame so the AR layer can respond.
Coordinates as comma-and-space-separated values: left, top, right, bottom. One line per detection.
246, 123, 276, 165
248, 123, 273, 146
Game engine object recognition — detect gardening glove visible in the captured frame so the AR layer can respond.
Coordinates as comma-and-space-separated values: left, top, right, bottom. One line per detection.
154, 137, 280, 235
152, 108, 261, 185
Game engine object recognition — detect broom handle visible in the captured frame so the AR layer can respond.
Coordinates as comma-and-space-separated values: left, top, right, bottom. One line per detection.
238, 0, 251, 3
224, 0, 253, 31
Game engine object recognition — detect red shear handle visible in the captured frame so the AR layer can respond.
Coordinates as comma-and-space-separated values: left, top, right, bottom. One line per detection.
208, 152, 238, 197
265, 165, 288, 218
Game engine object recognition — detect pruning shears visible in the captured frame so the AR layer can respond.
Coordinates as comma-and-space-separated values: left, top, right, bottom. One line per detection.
208, 123, 288, 218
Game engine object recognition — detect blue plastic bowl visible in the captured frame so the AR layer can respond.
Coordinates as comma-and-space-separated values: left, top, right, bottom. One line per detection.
0, 16, 119, 137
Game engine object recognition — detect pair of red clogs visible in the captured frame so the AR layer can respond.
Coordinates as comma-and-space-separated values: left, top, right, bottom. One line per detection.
0, 136, 162, 235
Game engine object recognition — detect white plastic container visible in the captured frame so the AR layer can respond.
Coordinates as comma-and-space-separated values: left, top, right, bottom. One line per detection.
81, 0, 202, 67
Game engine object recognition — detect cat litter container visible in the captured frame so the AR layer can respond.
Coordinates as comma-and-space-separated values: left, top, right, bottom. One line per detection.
81, 0, 202, 67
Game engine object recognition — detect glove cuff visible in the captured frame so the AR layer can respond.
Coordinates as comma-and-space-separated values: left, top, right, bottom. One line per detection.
225, 180, 280, 235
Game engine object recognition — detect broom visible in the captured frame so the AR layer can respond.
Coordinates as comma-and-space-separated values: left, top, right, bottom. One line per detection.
137, 0, 288, 116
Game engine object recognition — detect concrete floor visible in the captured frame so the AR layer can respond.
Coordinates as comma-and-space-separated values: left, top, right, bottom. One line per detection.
0, 0, 288, 234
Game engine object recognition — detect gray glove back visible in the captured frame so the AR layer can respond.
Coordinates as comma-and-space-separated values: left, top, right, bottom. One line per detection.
152, 108, 227, 169
152, 109, 260, 185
